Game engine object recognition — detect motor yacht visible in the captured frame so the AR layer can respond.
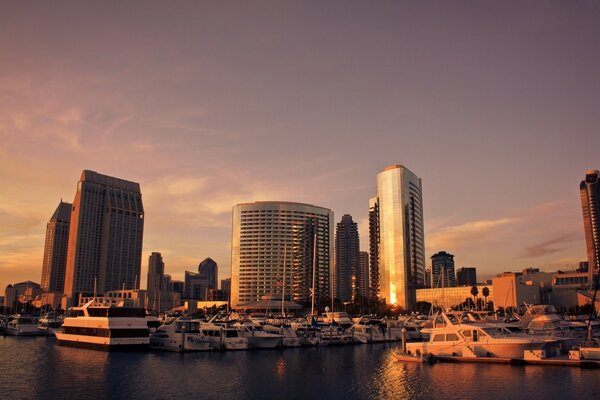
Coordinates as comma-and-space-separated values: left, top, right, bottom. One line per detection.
263, 322, 301, 347
37, 312, 63, 336
234, 320, 283, 349
150, 319, 211, 352
406, 312, 556, 359
199, 323, 249, 350
353, 317, 386, 343
55, 297, 149, 351
5, 314, 39, 336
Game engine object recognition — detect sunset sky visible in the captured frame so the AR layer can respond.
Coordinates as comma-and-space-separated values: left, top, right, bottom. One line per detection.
1, 2, 599, 292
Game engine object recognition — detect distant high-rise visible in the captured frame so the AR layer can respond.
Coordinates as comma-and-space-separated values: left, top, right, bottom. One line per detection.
221, 278, 231, 300
40, 201, 72, 292
358, 251, 369, 299
199, 258, 218, 290
335, 215, 360, 302
63, 170, 144, 307
147, 252, 165, 293
369, 165, 425, 309
456, 267, 477, 286
431, 251, 456, 288
580, 170, 600, 284
231, 201, 333, 308
184, 271, 210, 300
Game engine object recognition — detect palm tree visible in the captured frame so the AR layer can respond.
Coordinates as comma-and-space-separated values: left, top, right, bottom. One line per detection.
470, 285, 479, 310
482, 287, 490, 310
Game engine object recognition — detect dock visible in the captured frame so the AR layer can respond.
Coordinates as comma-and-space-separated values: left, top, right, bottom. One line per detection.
433, 353, 600, 368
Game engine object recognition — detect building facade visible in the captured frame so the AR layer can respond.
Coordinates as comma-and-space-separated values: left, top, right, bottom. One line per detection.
358, 251, 369, 300
580, 169, 600, 284
40, 201, 72, 293
369, 165, 425, 310
147, 252, 165, 293
63, 170, 144, 307
335, 214, 360, 302
416, 284, 493, 310
231, 201, 334, 308
199, 257, 218, 290
430, 251, 456, 288
456, 267, 477, 286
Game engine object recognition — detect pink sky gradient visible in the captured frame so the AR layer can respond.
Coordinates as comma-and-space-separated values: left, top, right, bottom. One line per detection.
1, 2, 599, 291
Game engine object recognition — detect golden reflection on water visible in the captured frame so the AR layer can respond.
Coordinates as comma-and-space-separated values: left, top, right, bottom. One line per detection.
274, 356, 286, 379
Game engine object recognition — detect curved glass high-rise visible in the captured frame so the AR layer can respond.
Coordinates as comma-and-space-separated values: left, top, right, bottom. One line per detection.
369, 165, 425, 309
581, 169, 600, 284
231, 201, 333, 308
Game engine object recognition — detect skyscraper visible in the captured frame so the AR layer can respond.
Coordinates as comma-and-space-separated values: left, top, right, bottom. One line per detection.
369, 165, 425, 310
430, 251, 456, 288
231, 201, 333, 308
358, 251, 369, 299
335, 214, 360, 302
147, 252, 165, 293
456, 267, 477, 286
40, 201, 72, 293
63, 170, 144, 307
198, 257, 218, 290
581, 170, 600, 284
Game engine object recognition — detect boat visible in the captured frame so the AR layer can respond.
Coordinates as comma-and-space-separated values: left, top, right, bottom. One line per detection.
406, 311, 557, 359
234, 320, 283, 349
263, 320, 301, 347
199, 322, 249, 350
393, 349, 436, 363
55, 297, 149, 351
37, 312, 63, 336
5, 314, 39, 336
150, 319, 212, 352
353, 317, 386, 343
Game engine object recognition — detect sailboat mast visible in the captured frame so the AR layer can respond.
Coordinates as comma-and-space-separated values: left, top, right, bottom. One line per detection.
311, 231, 317, 317
282, 243, 287, 318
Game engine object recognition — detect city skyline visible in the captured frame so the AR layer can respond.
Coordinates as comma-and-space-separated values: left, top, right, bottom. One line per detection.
2, 2, 600, 292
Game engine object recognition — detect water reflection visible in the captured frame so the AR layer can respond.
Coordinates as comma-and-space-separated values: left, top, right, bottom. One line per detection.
2, 337, 600, 400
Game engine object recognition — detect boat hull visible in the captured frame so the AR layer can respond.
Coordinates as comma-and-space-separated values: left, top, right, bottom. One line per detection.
55, 332, 149, 351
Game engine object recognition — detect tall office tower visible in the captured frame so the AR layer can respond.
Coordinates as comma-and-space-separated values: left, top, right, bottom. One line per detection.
147, 252, 164, 293
456, 267, 477, 286
335, 215, 360, 302
358, 251, 369, 299
368, 198, 380, 299
430, 251, 456, 288
184, 271, 210, 300
221, 278, 231, 300
40, 201, 72, 292
581, 170, 600, 284
231, 201, 334, 308
369, 165, 425, 309
198, 257, 218, 290
63, 170, 144, 307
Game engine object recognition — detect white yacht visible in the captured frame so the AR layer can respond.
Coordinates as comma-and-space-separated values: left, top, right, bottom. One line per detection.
263, 323, 301, 347
322, 312, 353, 326
234, 321, 283, 349
406, 312, 556, 359
55, 297, 149, 351
353, 317, 386, 343
200, 323, 249, 350
150, 319, 211, 352
37, 312, 63, 336
5, 314, 39, 336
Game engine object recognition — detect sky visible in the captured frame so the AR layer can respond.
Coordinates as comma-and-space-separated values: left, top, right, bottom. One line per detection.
1, 1, 599, 292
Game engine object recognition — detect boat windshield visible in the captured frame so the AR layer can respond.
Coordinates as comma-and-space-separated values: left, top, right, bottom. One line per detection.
481, 327, 511, 338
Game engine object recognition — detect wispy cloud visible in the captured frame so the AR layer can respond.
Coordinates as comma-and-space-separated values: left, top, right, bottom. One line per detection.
520, 233, 580, 258
427, 218, 517, 250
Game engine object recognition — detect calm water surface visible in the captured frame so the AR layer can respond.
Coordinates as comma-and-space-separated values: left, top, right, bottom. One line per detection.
1, 336, 599, 400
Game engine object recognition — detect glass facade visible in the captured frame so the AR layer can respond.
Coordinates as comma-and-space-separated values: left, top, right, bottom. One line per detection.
417, 285, 494, 310
370, 165, 425, 309
580, 170, 600, 284
231, 202, 333, 308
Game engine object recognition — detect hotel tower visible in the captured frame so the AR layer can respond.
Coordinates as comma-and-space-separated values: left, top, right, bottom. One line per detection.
231, 201, 333, 308
40, 201, 72, 293
369, 165, 425, 310
63, 170, 144, 307
581, 169, 600, 284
